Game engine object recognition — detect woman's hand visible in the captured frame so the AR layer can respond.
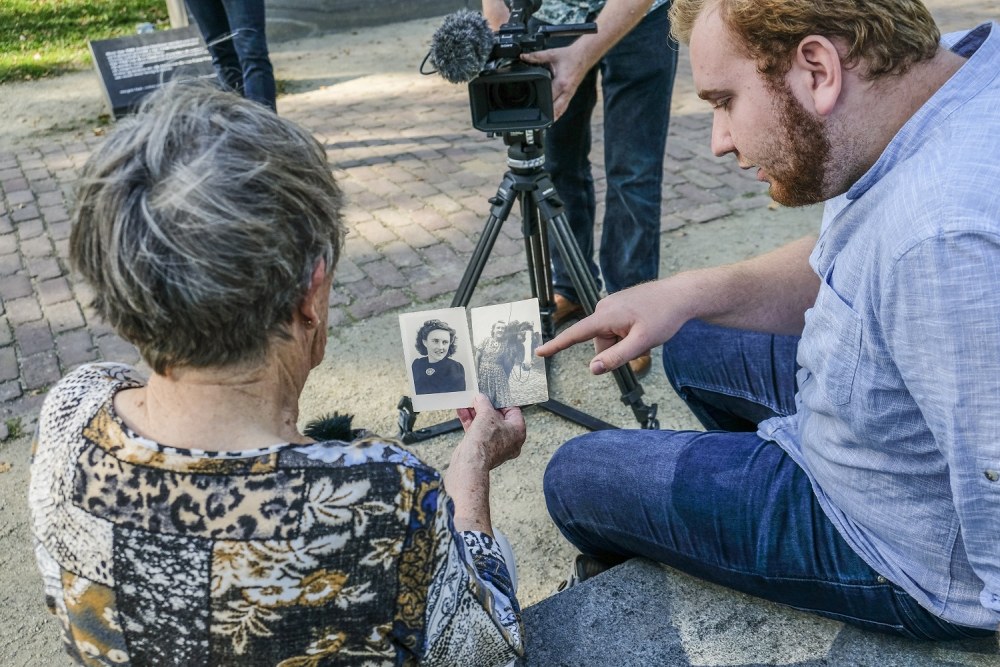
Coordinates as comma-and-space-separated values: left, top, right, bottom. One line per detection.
455, 393, 525, 471
446, 393, 526, 534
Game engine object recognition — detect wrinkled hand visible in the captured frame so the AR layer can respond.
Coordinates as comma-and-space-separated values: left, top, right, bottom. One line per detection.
455, 393, 526, 471
536, 283, 684, 374
521, 45, 591, 121
446, 393, 525, 534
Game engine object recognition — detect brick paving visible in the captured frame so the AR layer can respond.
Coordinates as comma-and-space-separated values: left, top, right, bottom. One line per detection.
0, 0, 994, 438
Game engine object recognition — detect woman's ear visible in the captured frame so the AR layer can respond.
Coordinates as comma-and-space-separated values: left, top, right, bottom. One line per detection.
792, 35, 843, 117
298, 259, 329, 327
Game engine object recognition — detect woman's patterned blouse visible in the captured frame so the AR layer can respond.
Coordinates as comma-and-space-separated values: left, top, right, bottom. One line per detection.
29, 363, 523, 666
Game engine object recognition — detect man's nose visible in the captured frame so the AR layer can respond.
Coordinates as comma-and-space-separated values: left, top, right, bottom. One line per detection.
710, 112, 735, 157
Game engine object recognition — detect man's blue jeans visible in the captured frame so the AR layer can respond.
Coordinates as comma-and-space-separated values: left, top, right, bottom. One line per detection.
540, 5, 677, 301
185, 0, 276, 111
544, 320, 993, 640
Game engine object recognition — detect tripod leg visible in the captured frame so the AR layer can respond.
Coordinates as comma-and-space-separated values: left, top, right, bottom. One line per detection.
517, 189, 559, 338
533, 187, 660, 430
452, 171, 521, 307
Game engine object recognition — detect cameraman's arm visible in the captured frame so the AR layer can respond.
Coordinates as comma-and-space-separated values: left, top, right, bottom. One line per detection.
521, 0, 654, 119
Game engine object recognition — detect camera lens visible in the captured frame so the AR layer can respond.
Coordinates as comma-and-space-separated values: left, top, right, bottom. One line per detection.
468, 65, 554, 131
490, 81, 536, 110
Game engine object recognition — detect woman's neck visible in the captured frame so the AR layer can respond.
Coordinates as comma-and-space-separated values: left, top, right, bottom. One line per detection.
116, 352, 311, 452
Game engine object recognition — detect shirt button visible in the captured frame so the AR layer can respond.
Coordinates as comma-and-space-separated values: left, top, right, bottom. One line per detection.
985, 470, 999, 482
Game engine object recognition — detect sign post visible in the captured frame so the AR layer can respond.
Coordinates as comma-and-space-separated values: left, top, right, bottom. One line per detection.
166, 0, 190, 28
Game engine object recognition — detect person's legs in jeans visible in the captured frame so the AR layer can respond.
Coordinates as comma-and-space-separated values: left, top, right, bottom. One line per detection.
598, 5, 678, 295
544, 62, 601, 302
663, 319, 801, 430
185, 0, 243, 95
544, 320, 990, 639
219, 0, 276, 111
543, 429, 988, 639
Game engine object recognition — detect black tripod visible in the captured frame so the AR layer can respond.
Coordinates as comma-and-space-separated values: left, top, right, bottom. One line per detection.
397, 130, 658, 443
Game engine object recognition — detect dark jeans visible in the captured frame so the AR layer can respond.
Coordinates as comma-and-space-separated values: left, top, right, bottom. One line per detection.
541, 4, 677, 301
185, 0, 276, 110
543, 320, 993, 640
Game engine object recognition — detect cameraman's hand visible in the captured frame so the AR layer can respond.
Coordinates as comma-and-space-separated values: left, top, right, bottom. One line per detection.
446, 393, 526, 534
521, 46, 591, 120
521, 0, 655, 120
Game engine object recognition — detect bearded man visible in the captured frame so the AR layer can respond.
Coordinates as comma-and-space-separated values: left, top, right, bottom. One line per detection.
536, 0, 1000, 639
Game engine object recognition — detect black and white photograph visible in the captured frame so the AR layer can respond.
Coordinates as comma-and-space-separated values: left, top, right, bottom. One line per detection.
470, 298, 548, 409
399, 307, 477, 411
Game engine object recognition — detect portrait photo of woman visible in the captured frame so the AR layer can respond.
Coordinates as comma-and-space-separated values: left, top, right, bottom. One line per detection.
399, 307, 476, 411
412, 318, 466, 394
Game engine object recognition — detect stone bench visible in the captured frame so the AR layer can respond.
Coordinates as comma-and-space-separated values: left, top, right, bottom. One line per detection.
518, 558, 999, 666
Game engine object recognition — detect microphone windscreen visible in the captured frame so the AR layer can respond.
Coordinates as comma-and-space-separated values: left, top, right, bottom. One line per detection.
429, 9, 495, 84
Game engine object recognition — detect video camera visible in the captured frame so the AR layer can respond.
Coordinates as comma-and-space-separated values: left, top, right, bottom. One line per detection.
423, 1, 596, 133
469, 0, 597, 132
470, 0, 596, 132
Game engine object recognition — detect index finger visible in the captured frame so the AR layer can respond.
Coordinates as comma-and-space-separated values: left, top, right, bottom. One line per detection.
535, 315, 603, 358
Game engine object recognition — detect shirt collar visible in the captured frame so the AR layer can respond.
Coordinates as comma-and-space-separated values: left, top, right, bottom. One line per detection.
844, 21, 999, 201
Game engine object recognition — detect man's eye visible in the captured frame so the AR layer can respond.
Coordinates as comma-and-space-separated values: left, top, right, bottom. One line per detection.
713, 99, 730, 111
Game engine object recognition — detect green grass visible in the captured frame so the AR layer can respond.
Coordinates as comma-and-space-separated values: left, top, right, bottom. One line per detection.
4, 417, 24, 440
0, 0, 170, 83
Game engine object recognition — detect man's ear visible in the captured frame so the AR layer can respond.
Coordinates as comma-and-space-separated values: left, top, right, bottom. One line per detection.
793, 35, 843, 116
298, 259, 328, 326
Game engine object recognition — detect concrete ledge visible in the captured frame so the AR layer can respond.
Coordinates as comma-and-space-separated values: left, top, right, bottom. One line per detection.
519, 558, 1000, 666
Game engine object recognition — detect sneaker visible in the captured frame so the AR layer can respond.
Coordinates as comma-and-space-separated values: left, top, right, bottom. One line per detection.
552, 294, 584, 328
555, 554, 613, 592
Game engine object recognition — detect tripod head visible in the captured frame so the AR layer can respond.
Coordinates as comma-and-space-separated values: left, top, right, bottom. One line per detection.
500, 129, 547, 172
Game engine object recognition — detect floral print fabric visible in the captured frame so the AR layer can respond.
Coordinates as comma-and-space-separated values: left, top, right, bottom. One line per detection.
29, 363, 523, 666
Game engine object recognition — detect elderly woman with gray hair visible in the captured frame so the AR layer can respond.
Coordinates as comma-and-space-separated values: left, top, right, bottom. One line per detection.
28, 82, 525, 666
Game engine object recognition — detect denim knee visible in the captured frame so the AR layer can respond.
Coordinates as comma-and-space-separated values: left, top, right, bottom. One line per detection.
543, 433, 623, 543
542, 435, 589, 531
661, 320, 707, 394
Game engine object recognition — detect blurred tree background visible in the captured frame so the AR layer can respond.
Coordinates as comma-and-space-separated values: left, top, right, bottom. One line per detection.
1, 0, 169, 83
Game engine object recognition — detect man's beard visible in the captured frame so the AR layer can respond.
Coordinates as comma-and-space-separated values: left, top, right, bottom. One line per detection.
763, 81, 832, 207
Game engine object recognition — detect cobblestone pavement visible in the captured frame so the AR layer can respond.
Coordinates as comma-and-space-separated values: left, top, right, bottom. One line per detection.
0, 0, 995, 437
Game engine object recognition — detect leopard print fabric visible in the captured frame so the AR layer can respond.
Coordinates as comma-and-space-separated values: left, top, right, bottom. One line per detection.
29, 363, 523, 666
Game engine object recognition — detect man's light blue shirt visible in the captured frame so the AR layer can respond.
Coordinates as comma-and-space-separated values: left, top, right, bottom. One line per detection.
760, 22, 1000, 629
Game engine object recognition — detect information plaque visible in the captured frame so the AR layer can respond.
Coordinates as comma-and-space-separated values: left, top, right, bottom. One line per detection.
89, 26, 216, 118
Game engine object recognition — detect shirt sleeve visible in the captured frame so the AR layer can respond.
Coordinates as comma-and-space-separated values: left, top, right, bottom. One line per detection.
396, 465, 523, 666
883, 228, 1000, 623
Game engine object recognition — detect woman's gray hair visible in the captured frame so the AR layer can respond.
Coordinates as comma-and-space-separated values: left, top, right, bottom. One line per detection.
70, 79, 345, 374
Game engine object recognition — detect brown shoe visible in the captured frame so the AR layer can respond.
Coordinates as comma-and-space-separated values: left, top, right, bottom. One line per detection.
628, 351, 652, 379
552, 294, 584, 328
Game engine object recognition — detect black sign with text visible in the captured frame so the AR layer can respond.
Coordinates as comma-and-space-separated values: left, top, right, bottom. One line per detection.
89, 26, 216, 118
